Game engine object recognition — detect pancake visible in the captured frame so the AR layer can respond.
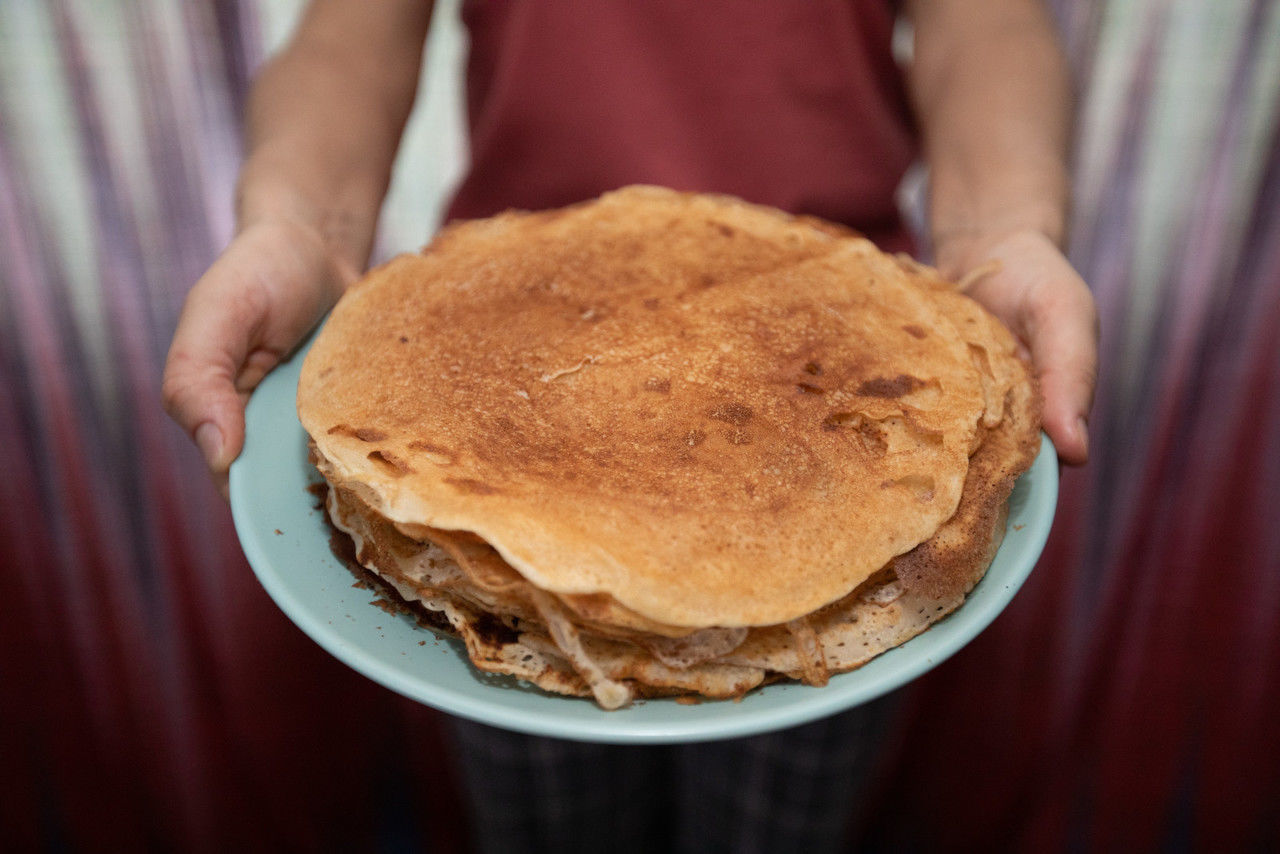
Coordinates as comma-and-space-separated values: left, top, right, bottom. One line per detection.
298, 185, 1041, 708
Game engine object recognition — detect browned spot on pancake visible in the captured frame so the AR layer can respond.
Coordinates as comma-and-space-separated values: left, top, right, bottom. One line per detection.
903, 324, 927, 339
821, 411, 851, 432
367, 449, 414, 476
708, 402, 753, 425
642, 298, 661, 310
796, 382, 824, 395
821, 412, 889, 455
803, 361, 822, 376
408, 440, 455, 458
644, 377, 671, 393
855, 374, 924, 398
712, 221, 735, 237
399, 335, 409, 343
853, 423, 887, 455
441, 529, 489, 547
444, 477, 499, 495
470, 612, 521, 646
328, 424, 389, 442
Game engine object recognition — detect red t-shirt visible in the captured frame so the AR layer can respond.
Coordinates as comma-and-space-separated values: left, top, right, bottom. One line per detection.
445, 0, 918, 252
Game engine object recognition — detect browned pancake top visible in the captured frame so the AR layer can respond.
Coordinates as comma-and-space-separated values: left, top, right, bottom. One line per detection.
298, 186, 1033, 626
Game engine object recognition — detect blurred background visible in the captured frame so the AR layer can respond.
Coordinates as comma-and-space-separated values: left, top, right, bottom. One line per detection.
2, 0, 1278, 850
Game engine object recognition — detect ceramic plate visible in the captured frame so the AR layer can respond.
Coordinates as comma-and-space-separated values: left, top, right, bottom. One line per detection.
230, 336, 1057, 744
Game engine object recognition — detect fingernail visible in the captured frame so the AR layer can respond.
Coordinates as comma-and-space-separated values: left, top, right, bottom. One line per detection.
195, 422, 224, 468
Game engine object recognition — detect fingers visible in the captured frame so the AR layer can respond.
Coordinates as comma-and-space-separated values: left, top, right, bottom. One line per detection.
1022, 274, 1097, 466
955, 230, 1099, 466
163, 254, 276, 493
163, 219, 348, 495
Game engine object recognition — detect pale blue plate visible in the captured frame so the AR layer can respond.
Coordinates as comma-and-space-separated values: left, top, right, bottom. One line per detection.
230, 337, 1057, 744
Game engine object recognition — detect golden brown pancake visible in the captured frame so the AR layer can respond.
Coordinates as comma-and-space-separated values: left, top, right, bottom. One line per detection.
298, 186, 1041, 708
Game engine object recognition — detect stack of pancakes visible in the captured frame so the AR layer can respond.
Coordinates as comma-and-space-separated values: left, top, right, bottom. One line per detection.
298, 186, 1040, 709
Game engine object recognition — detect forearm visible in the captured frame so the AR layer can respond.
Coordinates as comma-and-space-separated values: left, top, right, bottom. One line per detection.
906, 0, 1072, 270
236, 0, 433, 271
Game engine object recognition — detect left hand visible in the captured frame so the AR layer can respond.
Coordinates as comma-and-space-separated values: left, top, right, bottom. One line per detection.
936, 228, 1098, 466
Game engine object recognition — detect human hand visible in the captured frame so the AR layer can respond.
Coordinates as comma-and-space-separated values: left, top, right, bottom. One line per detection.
936, 228, 1098, 466
163, 216, 359, 497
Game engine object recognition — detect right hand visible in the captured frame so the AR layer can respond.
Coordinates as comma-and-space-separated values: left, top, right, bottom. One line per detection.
163, 216, 359, 498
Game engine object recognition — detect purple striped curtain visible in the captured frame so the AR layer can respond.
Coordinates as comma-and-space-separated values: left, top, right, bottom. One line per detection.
0, 2, 467, 850
2, 1, 1277, 850
868, 2, 1280, 850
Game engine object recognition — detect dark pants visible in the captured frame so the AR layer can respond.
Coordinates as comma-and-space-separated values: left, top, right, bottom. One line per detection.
446, 699, 894, 854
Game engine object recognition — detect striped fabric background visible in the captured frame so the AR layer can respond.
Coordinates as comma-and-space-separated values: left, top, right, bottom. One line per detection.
1, 1, 1277, 850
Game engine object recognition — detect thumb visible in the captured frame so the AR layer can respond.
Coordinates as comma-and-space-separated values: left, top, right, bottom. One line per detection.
954, 230, 1098, 466
163, 270, 279, 496
1021, 273, 1098, 466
